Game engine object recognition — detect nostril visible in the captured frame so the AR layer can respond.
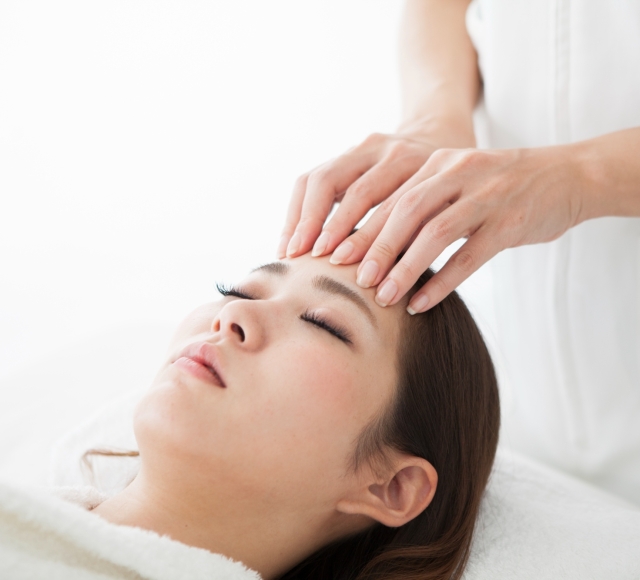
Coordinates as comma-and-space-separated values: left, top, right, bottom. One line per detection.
231, 323, 245, 342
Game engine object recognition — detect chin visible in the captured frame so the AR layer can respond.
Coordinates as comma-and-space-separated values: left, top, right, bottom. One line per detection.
133, 380, 208, 459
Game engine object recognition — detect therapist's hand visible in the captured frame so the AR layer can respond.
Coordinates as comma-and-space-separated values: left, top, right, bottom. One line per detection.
276, 130, 438, 260
276, 119, 475, 261
330, 145, 590, 313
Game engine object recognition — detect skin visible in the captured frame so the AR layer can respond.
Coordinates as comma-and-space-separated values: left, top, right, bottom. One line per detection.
93, 254, 437, 580
278, 0, 640, 314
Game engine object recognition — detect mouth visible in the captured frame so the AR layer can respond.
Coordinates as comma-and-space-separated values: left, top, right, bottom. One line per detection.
173, 342, 227, 388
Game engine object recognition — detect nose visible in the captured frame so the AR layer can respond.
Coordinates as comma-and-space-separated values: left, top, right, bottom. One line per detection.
211, 300, 266, 350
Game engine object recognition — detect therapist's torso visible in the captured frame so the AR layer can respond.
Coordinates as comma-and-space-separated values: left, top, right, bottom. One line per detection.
466, 0, 640, 505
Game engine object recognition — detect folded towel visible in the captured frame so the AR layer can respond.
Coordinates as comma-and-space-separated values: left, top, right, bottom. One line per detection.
0, 480, 261, 580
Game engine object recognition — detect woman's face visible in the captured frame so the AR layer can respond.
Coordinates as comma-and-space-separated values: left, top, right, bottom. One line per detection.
134, 254, 405, 516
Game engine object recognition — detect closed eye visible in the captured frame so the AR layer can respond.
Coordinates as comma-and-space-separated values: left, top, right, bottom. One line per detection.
301, 311, 352, 345
216, 282, 352, 345
216, 282, 255, 300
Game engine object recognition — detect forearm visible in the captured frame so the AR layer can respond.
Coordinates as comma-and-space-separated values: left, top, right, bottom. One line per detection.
574, 127, 640, 221
398, 0, 480, 147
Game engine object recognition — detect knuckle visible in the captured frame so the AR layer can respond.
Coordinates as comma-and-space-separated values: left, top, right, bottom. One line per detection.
455, 149, 485, 171
385, 141, 410, 160
352, 227, 376, 249
451, 250, 476, 273
393, 258, 419, 281
362, 132, 387, 148
379, 194, 399, 215
372, 239, 397, 260
298, 215, 325, 229
428, 148, 453, 165
396, 189, 424, 216
428, 218, 453, 242
429, 275, 450, 298
294, 173, 309, 190
307, 166, 334, 190
345, 180, 371, 202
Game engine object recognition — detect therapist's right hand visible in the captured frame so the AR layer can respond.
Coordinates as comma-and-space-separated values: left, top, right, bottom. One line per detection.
277, 126, 450, 260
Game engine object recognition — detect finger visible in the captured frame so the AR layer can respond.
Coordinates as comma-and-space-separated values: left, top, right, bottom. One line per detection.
327, 149, 456, 266
327, 159, 437, 266
407, 230, 499, 313
285, 153, 377, 258
330, 194, 451, 269
277, 173, 309, 258
402, 201, 453, 250
354, 173, 460, 289
383, 147, 454, 199
371, 202, 479, 307
313, 154, 422, 257
327, 185, 405, 266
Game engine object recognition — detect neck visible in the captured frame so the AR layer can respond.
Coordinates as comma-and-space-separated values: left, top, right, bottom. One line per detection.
91, 468, 342, 579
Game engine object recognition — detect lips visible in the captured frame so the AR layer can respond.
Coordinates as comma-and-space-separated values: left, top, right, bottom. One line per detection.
173, 341, 227, 388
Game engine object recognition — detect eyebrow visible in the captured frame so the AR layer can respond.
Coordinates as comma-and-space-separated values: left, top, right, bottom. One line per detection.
312, 275, 377, 328
250, 262, 377, 328
251, 262, 290, 276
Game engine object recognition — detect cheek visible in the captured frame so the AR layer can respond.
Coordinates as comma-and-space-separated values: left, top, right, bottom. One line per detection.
300, 354, 368, 428
132, 351, 363, 503
245, 342, 379, 469
132, 335, 394, 503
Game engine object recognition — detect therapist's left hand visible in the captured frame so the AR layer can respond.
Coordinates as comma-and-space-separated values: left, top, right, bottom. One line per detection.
327, 144, 591, 313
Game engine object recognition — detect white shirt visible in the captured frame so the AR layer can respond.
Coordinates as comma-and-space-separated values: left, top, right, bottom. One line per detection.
466, 0, 640, 505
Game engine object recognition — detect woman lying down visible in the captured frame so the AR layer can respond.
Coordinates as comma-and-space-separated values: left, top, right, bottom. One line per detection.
0, 253, 499, 580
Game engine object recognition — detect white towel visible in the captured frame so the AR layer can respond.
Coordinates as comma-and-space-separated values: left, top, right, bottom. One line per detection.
0, 480, 261, 580
465, 451, 640, 579
3, 454, 640, 580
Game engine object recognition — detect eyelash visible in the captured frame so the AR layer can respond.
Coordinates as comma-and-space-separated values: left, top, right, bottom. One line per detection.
216, 282, 252, 300
215, 282, 353, 345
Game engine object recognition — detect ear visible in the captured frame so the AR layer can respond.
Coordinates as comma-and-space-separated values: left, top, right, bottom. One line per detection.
336, 454, 437, 528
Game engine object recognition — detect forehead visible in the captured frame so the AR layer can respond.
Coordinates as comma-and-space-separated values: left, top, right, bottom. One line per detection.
249, 254, 406, 336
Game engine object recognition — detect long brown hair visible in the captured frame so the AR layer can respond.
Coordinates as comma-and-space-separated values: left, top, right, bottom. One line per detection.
85, 268, 499, 580
277, 269, 500, 580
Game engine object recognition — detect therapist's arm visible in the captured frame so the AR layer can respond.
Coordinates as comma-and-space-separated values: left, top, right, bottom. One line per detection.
338, 126, 640, 313
579, 127, 640, 219
278, 0, 479, 260
398, 0, 479, 149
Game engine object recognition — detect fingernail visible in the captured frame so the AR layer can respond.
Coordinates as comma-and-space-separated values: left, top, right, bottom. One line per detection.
407, 293, 429, 315
356, 260, 379, 288
286, 232, 301, 257
329, 241, 354, 265
276, 235, 289, 258
311, 232, 330, 257
375, 279, 398, 307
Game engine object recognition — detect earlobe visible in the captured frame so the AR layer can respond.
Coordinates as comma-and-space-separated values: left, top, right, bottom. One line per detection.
337, 457, 438, 528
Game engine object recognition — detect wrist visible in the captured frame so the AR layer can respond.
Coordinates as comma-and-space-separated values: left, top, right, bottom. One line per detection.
397, 111, 476, 149
569, 139, 613, 222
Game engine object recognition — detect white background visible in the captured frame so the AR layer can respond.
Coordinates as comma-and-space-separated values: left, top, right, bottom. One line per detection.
0, 1, 494, 485
0, 1, 405, 378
